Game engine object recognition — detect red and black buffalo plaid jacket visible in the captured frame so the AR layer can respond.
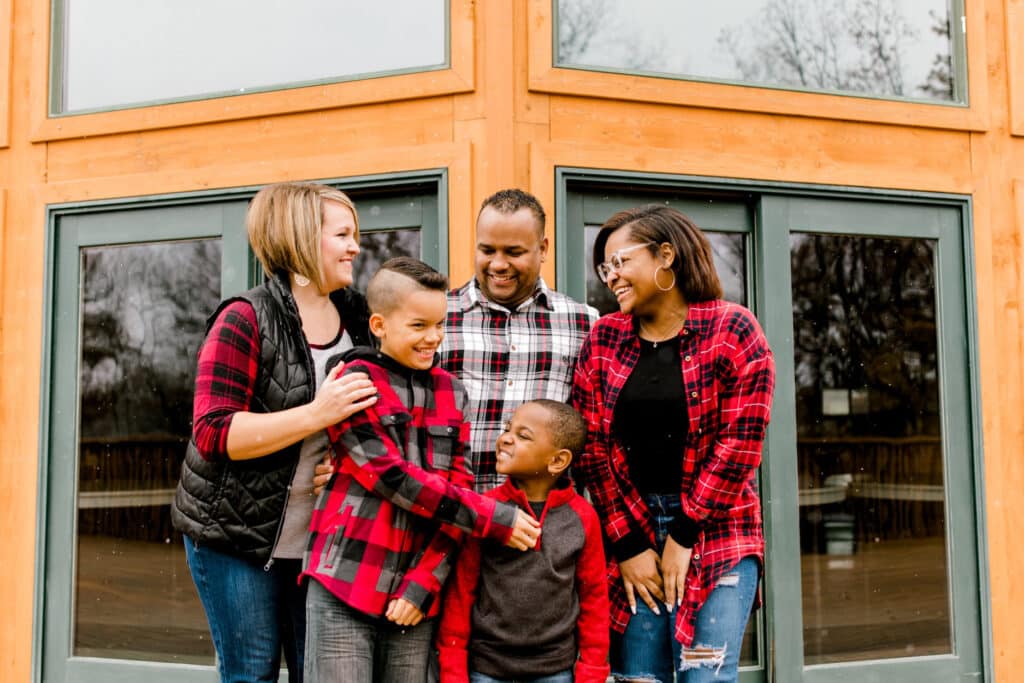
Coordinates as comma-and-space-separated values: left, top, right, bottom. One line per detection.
571, 300, 775, 646
303, 348, 520, 619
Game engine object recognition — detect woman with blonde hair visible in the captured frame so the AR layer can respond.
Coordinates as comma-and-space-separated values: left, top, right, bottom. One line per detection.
172, 182, 379, 682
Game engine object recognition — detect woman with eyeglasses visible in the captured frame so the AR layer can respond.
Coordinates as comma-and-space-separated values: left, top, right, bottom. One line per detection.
571, 205, 775, 682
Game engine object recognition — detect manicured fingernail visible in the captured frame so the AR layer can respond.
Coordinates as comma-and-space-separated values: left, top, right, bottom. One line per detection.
653, 606, 661, 615
665, 602, 673, 612
630, 605, 637, 615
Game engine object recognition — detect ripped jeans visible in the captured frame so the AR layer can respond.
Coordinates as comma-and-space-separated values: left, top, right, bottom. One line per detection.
611, 494, 759, 683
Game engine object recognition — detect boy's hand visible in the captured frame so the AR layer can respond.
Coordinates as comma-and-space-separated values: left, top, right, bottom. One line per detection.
504, 509, 541, 551
312, 456, 335, 498
385, 598, 424, 626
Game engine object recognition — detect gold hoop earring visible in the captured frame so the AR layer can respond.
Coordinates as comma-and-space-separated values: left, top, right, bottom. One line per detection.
654, 265, 676, 292
293, 273, 311, 288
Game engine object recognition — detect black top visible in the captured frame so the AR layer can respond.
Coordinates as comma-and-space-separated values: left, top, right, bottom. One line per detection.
613, 335, 687, 497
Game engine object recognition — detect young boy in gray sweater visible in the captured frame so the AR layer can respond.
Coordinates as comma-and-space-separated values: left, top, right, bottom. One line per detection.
437, 399, 610, 683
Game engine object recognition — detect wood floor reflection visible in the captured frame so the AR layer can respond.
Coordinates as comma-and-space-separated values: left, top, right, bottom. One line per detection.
801, 536, 951, 664
73, 532, 950, 666
74, 533, 214, 664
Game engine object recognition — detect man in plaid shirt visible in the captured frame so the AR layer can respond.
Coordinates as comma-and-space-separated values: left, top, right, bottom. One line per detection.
440, 189, 598, 492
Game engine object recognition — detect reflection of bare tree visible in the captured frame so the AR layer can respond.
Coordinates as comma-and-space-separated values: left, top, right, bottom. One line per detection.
80, 240, 221, 439
719, 0, 951, 100
790, 235, 939, 437
557, 0, 609, 65
556, 0, 669, 73
350, 229, 420, 294
920, 10, 953, 100
720, 0, 921, 96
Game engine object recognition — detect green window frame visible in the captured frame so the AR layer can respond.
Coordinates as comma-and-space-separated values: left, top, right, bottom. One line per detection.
558, 169, 990, 682
49, 0, 451, 115
35, 172, 445, 682
552, 1, 970, 106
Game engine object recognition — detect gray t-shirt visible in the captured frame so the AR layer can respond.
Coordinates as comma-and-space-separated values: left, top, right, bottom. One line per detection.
273, 329, 353, 559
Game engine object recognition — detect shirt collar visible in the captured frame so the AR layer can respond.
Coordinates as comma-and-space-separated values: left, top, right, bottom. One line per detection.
462, 277, 553, 313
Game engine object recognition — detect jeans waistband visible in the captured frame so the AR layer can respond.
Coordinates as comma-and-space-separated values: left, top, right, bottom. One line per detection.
642, 492, 682, 516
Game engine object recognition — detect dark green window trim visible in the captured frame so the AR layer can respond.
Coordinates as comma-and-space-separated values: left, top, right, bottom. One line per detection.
557, 168, 990, 683
551, 1, 970, 107
34, 170, 447, 683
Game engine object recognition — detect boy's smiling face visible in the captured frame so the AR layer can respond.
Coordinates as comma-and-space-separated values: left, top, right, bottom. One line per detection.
495, 402, 561, 479
371, 288, 447, 370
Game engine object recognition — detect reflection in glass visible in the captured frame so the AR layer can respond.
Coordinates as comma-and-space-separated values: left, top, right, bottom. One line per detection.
585, 224, 746, 315
61, 0, 447, 112
791, 234, 951, 664
75, 240, 220, 663
352, 228, 422, 294
556, 0, 957, 103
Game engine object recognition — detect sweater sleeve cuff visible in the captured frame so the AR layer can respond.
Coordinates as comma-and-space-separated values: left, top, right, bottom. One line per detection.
610, 529, 655, 563
668, 512, 701, 548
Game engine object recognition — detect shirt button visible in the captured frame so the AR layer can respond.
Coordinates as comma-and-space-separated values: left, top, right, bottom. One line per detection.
508, 380, 514, 387
691, 391, 698, 398
693, 553, 700, 561
510, 344, 517, 351
684, 355, 692, 362
682, 328, 689, 335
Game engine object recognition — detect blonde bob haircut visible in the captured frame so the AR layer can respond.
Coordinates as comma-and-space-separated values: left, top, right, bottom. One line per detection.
246, 182, 359, 291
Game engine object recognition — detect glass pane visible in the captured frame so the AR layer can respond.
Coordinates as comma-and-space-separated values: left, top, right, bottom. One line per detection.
352, 228, 422, 294
556, 0, 958, 103
61, 0, 446, 112
584, 224, 746, 315
791, 234, 951, 664
75, 240, 221, 663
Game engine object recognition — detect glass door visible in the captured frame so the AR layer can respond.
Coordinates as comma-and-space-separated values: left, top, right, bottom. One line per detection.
563, 182, 985, 682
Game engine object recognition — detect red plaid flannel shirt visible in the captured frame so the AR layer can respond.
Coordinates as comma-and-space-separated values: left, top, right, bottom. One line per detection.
302, 353, 519, 619
571, 300, 775, 646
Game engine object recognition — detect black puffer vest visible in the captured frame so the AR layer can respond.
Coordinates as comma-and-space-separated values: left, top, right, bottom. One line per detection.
171, 273, 371, 563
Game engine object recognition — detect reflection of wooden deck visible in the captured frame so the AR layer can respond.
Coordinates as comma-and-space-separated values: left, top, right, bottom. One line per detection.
801, 536, 951, 664
77, 534, 952, 668
75, 534, 214, 664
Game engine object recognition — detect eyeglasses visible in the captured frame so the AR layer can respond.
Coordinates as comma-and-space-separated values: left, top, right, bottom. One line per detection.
596, 242, 654, 283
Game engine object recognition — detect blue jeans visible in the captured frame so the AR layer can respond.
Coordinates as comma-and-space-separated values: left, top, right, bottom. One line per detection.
304, 579, 435, 682
184, 537, 306, 683
611, 494, 759, 682
469, 670, 573, 683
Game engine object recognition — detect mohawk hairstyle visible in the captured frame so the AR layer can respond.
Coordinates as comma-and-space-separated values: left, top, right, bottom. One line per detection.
366, 257, 448, 315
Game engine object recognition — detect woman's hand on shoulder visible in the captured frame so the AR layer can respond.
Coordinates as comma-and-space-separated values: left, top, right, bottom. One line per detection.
308, 361, 378, 430
618, 548, 665, 615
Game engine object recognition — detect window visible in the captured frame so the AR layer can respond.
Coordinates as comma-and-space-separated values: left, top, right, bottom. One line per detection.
53, 0, 448, 113
555, 0, 965, 104
562, 174, 986, 681
39, 177, 443, 681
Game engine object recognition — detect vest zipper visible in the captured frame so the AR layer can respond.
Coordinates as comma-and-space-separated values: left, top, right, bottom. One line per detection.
265, 285, 319, 571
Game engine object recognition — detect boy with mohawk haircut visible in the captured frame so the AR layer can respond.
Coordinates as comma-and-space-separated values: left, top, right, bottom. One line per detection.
302, 257, 540, 683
